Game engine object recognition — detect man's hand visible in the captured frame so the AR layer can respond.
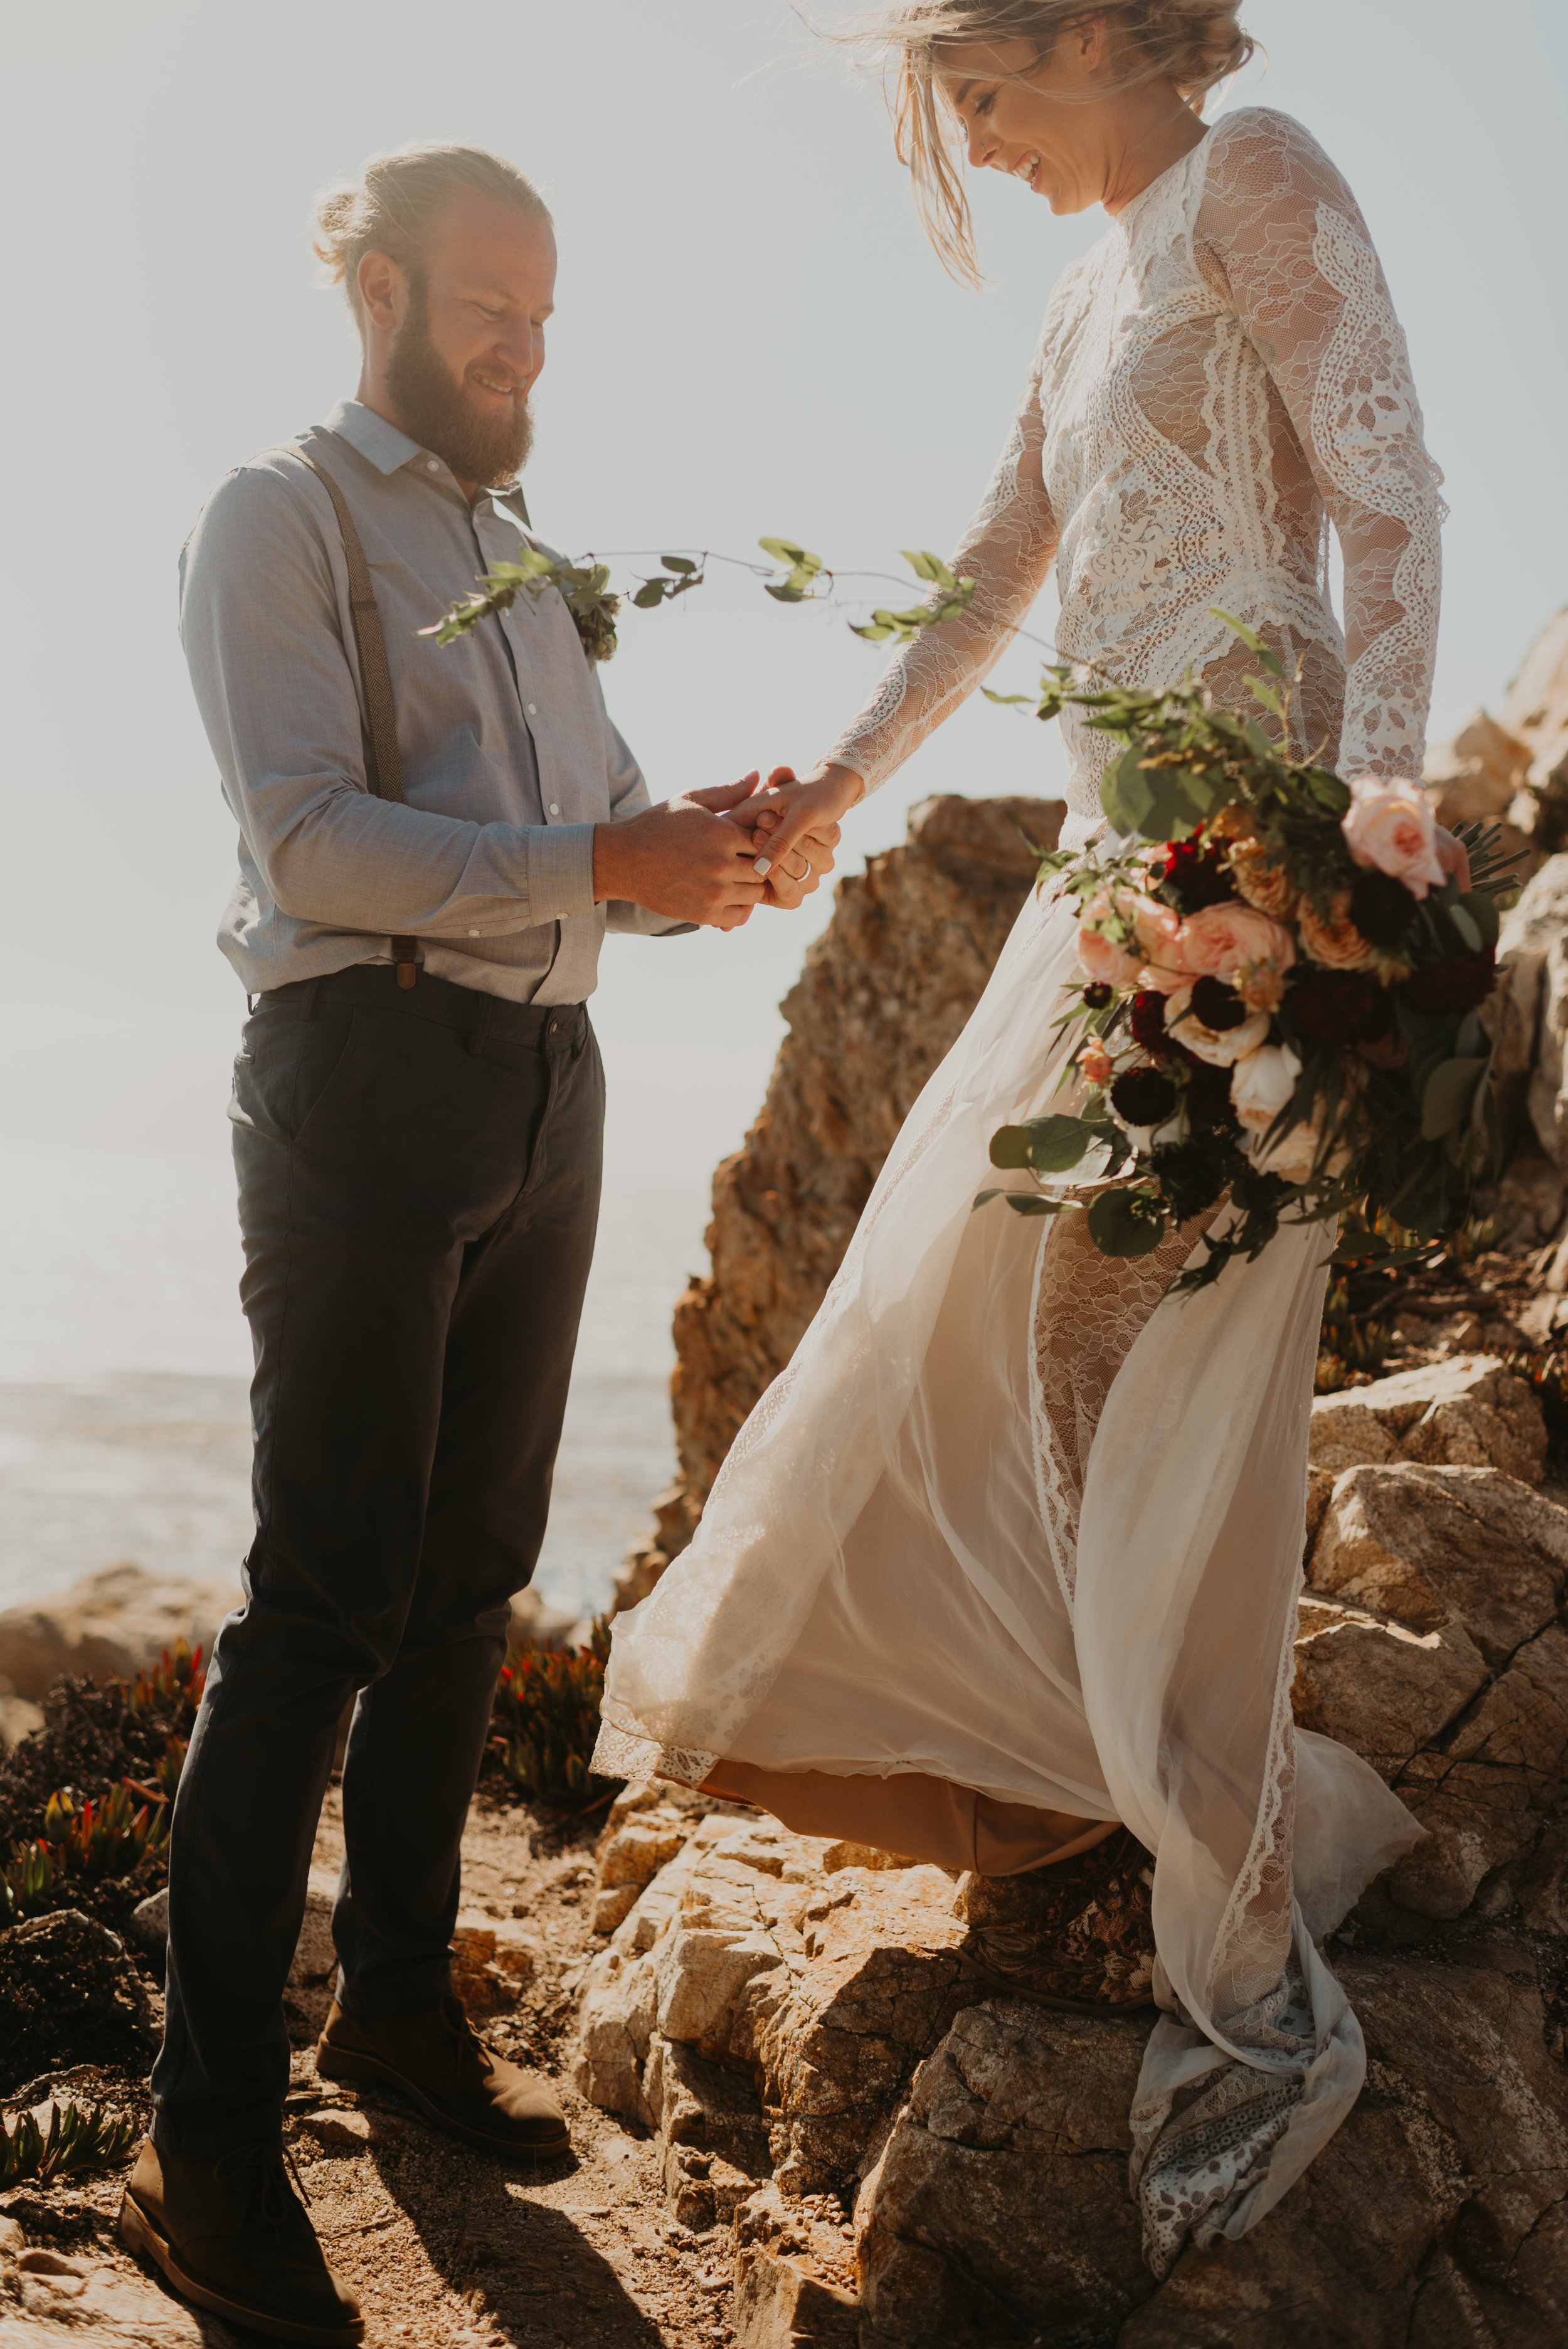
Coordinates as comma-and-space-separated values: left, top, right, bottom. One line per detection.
703, 769, 841, 909
593, 776, 770, 930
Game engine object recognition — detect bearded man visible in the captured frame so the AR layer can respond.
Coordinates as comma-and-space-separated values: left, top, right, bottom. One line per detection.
118, 142, 835, 2345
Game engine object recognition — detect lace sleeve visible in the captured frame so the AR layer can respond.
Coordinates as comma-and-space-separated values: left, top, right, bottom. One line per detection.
1197, 109, 1444, 779
824, 342, 1059, 794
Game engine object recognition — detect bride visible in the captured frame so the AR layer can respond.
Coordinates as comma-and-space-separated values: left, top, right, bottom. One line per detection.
596, 0, 1448, 2271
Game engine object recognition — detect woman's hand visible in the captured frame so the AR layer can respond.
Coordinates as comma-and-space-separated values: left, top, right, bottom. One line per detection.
744, 763, 866, 886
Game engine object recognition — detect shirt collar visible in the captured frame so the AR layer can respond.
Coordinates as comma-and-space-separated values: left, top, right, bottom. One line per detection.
320, 397, 531, 523
322, 397, 425, 476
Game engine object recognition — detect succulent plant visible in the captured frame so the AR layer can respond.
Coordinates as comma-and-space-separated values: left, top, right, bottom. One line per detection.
490, 1617, 619, 1810
0, 2098, 138, 2188
127, 1640, 204, 1722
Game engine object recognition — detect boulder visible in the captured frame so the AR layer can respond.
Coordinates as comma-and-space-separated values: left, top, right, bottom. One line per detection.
1307, 1463, 1568, 1664
1490, 852, 1568, 1113
855, 2000, 1154, 2348
1389, 1623, 1568, 1917
1117, 1953, 1568, 2348
1532, 926, 1568, 1175
0, 1910, 154, 2097
0, 1566, 237, 1704
1291, 1593, 1488, 1780
1308, 1356, 1547, 1485
617, 793, 1064, 1607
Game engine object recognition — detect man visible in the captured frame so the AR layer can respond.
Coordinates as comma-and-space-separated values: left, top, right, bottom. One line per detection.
118, 141, 836, 2345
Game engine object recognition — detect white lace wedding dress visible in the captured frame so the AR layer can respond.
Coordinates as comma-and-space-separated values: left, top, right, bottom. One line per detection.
595, 108, 1444, 2272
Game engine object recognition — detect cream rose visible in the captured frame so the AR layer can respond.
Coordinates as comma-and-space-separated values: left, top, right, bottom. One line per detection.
1163, 986, 1271, 1067
1341, 775, 1446, 899
1230, 1041, 1302, 1136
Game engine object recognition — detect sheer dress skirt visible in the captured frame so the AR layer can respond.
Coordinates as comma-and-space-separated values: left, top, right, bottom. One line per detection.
595, 871, 1422, 2267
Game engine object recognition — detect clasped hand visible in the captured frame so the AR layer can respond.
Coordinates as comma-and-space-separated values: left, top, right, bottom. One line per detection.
591, 768, 846, 931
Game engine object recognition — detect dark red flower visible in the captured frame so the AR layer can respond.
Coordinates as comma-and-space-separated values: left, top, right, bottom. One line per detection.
1348, 867, 1419, 946
1129, 990, 1168, 1053
1399, 950, 1498, 1014
1110, 1066, 1179, 1128
1290, 969, 1394, 1045
1157, 835, 1238, 915
1190, 975, 1248, 1031
1183, 1058, 1238, 1125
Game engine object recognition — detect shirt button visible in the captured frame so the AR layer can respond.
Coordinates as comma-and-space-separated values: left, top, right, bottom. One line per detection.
468, 930, 479, 937
548, 802, 560, 815
425, 459, 440, 473
527, 703, 538, 716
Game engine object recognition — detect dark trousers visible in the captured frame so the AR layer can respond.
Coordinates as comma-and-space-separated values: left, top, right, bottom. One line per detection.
152, 967, 603, 2159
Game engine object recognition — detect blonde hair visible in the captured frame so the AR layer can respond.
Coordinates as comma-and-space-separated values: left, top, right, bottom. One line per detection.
310, 141, 552, 329
835, 3, 1253, 286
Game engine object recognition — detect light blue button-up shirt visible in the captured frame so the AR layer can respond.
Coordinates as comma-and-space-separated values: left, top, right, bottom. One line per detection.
180, 398, 681, 1004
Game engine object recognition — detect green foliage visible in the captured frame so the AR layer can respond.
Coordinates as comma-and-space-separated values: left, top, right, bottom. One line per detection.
1315, 1271, 1395, 1394
849, 549, 975, 644
420, 546, 622, 662
631, 554, 705, 610
758, 538, 827, 603
0, 2099, 138, 2188
490, 1618, 618, 1811
1086, 1187, 1168, 1258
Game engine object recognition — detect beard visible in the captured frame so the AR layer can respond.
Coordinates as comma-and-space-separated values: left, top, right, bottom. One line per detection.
386, 278, 534, 488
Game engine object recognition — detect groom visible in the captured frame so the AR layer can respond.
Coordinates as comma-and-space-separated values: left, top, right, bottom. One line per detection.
119, 141, 836, 2345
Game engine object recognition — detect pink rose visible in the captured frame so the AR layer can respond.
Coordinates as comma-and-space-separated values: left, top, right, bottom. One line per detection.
1341, 775, 1446, 899
1078, 1039, 1113, 1088
1076, 890, 1142, 990
1128, 893, 1196, 994
1178, 901, 1296, 989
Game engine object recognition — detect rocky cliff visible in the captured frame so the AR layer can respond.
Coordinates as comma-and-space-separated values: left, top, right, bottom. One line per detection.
615, 792, 1065, 1610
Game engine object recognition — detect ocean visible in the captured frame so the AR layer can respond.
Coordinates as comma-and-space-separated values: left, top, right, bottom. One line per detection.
0, 979, 787, 1624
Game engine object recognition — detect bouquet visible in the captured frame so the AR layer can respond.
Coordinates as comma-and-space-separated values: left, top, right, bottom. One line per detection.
978, 622, 1515, 1293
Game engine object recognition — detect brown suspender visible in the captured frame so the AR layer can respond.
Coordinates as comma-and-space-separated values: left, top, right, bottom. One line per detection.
291, 445, 420, 989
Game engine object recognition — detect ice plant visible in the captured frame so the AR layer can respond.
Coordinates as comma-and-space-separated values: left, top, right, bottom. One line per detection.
490, 1618, 618, 1810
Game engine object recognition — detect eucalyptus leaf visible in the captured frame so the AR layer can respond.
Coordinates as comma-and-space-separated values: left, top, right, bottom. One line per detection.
1446, 901, 1483, 953
1086, 1188, 1168, 1258
1419, 1055, 1490, 1140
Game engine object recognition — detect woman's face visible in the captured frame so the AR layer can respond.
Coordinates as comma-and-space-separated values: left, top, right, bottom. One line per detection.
934, 26, 1132, 216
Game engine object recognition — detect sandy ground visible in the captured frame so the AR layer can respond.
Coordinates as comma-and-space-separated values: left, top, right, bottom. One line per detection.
1, 1781, 738, 2349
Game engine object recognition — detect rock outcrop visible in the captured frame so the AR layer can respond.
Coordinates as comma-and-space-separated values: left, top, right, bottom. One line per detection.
616, 792, 1062, 1608
1426, 605, 1568, 875
0, 1568, 238, 1707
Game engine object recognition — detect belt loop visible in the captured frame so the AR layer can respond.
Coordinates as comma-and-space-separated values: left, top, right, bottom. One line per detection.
300, 977, 323, 1024
467, 994, 494, 1057
246, 993, 258, 1015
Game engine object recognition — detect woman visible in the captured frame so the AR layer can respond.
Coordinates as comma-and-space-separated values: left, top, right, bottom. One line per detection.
596, 3, 1445, 2271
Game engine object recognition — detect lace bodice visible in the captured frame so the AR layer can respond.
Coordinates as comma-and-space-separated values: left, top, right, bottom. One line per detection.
828, 108, 1444, 834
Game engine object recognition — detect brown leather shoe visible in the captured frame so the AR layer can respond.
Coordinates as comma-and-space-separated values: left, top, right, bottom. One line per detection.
315, 1995, 571, 2158
117, 2138, 364, 2346
956, 1826, 1158, 2015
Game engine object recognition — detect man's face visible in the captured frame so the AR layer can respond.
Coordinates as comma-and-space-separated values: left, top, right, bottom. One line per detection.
383, 189, 557, 489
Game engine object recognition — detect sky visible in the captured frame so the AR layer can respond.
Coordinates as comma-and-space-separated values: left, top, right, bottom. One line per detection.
2, 0, 1565, 1391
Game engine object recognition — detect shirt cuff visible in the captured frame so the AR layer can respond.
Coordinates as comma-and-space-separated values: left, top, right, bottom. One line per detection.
526, 822, 597, 924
